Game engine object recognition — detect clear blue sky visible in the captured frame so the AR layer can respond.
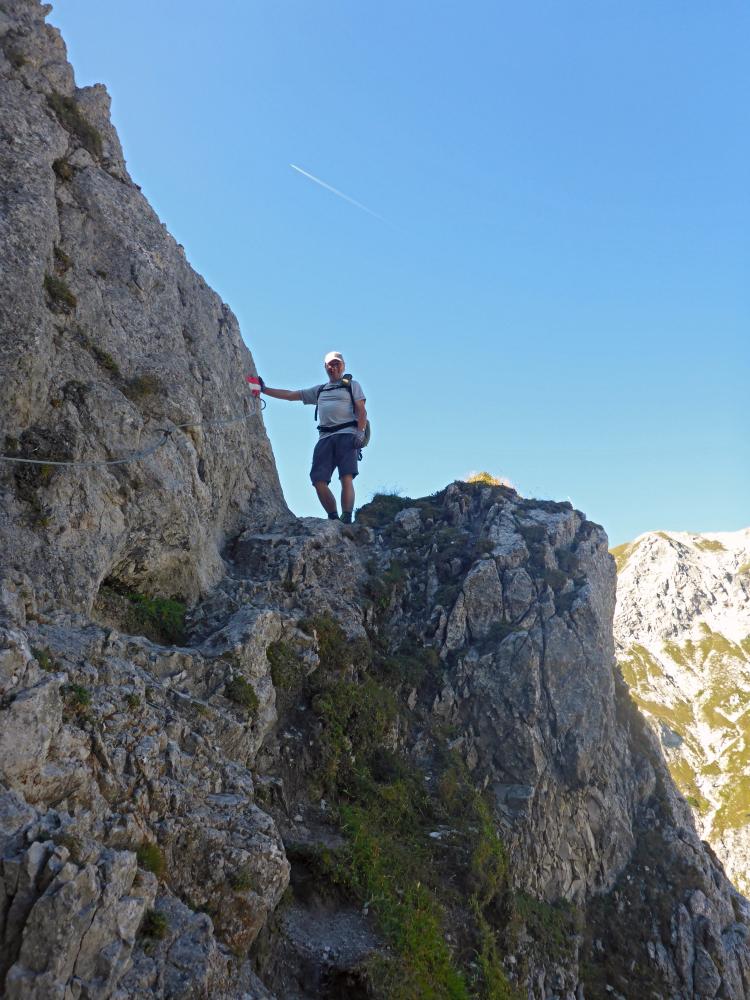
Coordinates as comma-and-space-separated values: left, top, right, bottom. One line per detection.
51, 1, 748, 545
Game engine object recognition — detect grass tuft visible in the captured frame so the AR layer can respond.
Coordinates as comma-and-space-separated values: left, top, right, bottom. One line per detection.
136, 843, 166, 879
225, 675, 259, 715
47, 91, 103, 157
44, 273, 76, 310
141, 908, 168, 939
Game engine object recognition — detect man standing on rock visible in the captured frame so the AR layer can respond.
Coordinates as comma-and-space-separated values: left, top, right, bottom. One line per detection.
256, 352, 367, 524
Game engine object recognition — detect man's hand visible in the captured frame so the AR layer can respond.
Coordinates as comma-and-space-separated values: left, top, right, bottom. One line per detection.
354, 429, 366, 449
245, 374, 263, 398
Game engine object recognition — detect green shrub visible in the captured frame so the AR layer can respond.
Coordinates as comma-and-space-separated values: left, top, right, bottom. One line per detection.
136, 843, 166, 878
543, 567, 568, 592
75, 329, 121, 376
300, 614, 370, 674
356, 492, 413, 528
375, 643, 438, 690
122, 373, 162, 401
267, 641, 302, 691
63, 683, 91, 713
44, 273, 76, 310
94, 584, 187, 645
32, 647, 55, 672
52, 157, 74, 181
47, 91, 103, 157
228, 863, 256, 891
141, 908, 168, 939
128, 593, 186, 644
53, 246, 72, 272
225, 675, 259, 715
6, 47, 27, 69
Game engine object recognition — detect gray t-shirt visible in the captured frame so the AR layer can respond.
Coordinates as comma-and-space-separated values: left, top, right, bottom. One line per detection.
300, 379, 365, 437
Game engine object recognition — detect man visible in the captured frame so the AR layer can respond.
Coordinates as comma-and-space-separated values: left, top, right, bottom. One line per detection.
258, 352, 367, 524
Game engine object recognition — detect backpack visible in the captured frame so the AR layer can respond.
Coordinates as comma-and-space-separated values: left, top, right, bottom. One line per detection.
315, 374, 371, 447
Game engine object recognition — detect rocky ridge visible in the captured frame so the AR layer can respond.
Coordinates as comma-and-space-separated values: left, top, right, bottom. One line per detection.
2, 2, 750, 997
3, 485, 750, 997
613, 528, 750, 894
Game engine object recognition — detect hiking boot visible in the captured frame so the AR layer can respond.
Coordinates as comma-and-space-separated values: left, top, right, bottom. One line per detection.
340, 511, 353, 524
327, 511, 340, 521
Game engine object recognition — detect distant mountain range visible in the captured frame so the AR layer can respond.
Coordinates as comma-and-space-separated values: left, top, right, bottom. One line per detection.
613, 527, 750, 891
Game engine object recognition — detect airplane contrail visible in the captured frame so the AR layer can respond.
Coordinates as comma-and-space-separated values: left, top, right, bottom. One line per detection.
289, 163, 386, 222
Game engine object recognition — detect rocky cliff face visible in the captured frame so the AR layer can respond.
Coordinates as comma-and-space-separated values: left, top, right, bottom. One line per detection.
2, 3, 750, 998
0, 0, 288, 616
613, 529, 750, 894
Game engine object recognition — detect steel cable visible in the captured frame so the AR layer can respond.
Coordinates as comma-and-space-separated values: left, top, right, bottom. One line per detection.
0, 396, 265, 469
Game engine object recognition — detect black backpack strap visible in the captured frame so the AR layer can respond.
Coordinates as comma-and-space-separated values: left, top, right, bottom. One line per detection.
314, 374, 357, 422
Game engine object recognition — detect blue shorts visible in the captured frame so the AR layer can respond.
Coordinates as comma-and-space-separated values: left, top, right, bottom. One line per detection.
310, 433, 359, 484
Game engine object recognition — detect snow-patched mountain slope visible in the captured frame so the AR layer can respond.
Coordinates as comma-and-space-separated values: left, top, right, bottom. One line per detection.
614, 528, 750, 891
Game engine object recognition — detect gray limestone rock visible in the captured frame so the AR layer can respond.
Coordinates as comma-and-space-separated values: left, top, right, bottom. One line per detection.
0, 0, 290, 618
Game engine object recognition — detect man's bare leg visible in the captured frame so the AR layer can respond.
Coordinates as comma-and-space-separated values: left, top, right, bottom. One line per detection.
314, 481, 338, 517
340, 475, 355, 521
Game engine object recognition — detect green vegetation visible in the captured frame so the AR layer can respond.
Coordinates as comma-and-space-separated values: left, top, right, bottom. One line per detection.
619, 644, 694, 732
285, 614, 519, 998
365, 559, 407, 612
62, 683, 91, 715
300, 614, 371, 675
510, 893, 582, 964
6, 47, 27, 69
122, 373, 162, 401
75, 329, 121, 376
47, 91, 103, 157
53, 246, 72, 272
694, 538, 726, 553
228, 863, 257, 892
52, 157, 74, 181
373, 642, 439, 689
582, 680, 699, 994
136, 843, 166, 879
737, 562, 750, 577
543, 567, 568, 592
32, 647, 55, 672
44, 273, 77, 310
356, 492, 413, 528
333, 803, 472, 1000
619, 626, 750, 837
225, 675, 259, 715
324, 763, 518, 999
356, 487, 451, 529
129, 593, 186, 644
95, 584, 187, 645
141, 908, 168, 939
125, 693, 141, 711
267, 640, 303, 691
609, 541, 636, 573
669, 757, 711, 816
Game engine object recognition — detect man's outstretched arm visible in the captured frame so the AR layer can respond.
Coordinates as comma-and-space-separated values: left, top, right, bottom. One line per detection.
262, 386, 303, 401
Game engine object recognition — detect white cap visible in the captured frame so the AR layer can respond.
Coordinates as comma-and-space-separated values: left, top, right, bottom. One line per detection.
323, 351, 344, 365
